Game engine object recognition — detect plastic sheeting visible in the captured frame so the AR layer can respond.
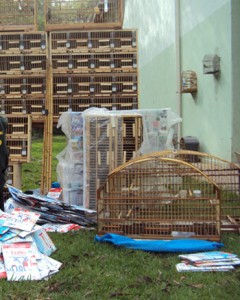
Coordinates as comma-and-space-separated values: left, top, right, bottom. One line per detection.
56, 107, 182, 208
95, 233, 224, 253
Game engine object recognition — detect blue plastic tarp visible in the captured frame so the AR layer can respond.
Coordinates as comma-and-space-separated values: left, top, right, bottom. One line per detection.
95, 233, 224, 253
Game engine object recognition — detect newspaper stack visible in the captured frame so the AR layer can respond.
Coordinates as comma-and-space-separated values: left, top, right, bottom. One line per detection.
176, 251, 240, 272
0, 209, 62, 281
6, 185, 97, 228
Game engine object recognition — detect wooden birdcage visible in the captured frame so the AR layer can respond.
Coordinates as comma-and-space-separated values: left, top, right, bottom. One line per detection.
5, 114, 32, 163
45, 0, 124, 31
98, 156, 221, 241
85, 112, 143, 209
0, 0, 37, 32
51, 52, 137, 74
143, 150, 240, 231
53, 73, 138, 96
50, 29, 137, 53
0, 32, 47, 54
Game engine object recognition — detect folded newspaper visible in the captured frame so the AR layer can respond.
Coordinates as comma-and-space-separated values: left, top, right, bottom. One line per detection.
177, 251, 240, 272
0, 209, 62, 281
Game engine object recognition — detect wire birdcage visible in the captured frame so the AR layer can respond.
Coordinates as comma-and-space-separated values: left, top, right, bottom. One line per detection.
45, 0, 124, 31
141, 150, 240, 225
0, 0, 37, 31
98, 155, 221, 241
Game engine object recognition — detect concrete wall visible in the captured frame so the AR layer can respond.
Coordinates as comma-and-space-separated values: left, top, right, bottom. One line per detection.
123, 0, 237, 161
231, 0, 240, 159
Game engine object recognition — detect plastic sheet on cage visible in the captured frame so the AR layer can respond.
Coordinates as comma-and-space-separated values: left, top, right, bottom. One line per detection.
95, 233, 224, 253
82, 107, 143, 209
56, 112, 84, 206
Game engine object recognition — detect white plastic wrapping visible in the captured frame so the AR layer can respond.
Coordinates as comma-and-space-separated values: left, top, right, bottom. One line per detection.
56, 108, 182, 209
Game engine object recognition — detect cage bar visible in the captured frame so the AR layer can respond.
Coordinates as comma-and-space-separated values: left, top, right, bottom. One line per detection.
45, 0, 124, 31
98, 156, 221, 241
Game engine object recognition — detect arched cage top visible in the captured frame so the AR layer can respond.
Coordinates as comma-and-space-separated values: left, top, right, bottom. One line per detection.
98, 156, 221, 241
108, 150, 240, 223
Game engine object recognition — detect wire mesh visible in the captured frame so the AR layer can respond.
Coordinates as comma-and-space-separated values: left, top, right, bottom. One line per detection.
0, 0, 36, 29
98, 156, 221, 241
45, 0, 124, 30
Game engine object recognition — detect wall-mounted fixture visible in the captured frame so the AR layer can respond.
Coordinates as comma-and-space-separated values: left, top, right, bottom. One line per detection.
181, 70, 197, 93
203, 54, 221, 75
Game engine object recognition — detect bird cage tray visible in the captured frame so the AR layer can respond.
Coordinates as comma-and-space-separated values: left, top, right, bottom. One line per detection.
98, 156, 221, 241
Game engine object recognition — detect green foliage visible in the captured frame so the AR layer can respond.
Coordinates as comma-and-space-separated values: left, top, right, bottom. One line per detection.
22, 135, 66, 191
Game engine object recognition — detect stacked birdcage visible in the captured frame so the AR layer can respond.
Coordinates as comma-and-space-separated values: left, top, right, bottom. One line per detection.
50, 29, 138, 117
0, 31, 46, 187
98, 155, 221, 241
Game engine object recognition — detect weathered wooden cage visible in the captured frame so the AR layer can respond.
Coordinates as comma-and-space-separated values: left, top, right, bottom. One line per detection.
0, 54, 47, 75
0, 0, 37, 32
98, 156, 221, 241
45, 0, 124, 31
53, 74, 138, 96
51, 52, 137, 74
0, 32, 47, 54
0, 75, 46, 96
145, 150, 240, 231
52, 95, 138, 115
50, 29, 137, 53
85, 112, 143, 209
5, 114, 32, 163
0, 97, 45, 115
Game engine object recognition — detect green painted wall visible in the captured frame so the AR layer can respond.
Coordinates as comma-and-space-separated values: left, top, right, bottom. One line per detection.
231, 0, 240, 160
123, 0, 238, 161
181, 2, 232, 160
140, 45, 177, 110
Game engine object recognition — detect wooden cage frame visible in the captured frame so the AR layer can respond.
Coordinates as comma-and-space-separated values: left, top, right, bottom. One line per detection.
98, 155, 221, 241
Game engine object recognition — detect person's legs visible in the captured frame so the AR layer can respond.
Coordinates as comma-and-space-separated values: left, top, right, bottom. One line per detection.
0, 185, 4, 211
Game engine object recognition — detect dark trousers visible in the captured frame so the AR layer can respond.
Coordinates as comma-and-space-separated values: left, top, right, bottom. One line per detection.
0, 185, 4, 211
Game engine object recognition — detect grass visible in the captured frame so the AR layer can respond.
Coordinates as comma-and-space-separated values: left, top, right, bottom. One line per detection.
2, 135, 240, 299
